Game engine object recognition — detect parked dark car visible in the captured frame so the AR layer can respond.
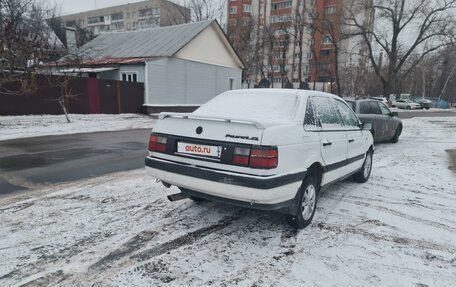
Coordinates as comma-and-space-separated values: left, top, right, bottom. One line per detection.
346, 99, 403, 143
415, 99, 433, 109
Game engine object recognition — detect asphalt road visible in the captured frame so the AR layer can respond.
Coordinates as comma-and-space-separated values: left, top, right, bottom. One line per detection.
0, 129, 150, 195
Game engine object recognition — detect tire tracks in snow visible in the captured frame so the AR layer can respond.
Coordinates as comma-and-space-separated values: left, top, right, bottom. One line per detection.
32, 211, 243, 286
324, 192, 456, 233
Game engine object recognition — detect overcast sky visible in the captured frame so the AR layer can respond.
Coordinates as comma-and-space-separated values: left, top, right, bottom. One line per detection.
49, 0, 146, 15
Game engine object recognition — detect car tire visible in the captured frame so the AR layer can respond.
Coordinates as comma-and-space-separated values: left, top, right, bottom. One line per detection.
390, 125, 402, 143
286, 176, 318, 229
353, 150, 373, 183
406, 105, 411, 110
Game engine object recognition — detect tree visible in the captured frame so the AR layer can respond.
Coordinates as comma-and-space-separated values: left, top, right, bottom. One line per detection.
0, 0, 63, 95
227, 16, 263, 87
47, 16, 96, 49
168, 0, 227, 25
346, 0, 456, 97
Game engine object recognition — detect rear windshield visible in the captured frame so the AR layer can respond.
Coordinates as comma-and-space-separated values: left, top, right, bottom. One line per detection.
193, 91, 299, 122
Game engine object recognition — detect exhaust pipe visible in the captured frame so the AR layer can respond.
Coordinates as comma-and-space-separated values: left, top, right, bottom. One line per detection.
167, 193, 189, 202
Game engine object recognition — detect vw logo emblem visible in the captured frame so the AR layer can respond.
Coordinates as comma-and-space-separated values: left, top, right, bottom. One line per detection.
196, 126, 203, 134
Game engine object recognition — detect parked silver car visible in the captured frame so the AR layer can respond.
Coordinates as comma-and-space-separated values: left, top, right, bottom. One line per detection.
346, 99, 403, 143
392, 99, 421, 109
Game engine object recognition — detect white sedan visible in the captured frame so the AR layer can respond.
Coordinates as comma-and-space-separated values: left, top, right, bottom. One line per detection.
392, 99, 421, 109
146, 89, 374, 229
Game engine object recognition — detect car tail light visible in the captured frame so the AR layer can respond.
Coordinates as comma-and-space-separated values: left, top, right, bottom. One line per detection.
149, 134, 167, 153
250, 146, 278, 169
231, 146, 278, 169
232, 146, 250, 166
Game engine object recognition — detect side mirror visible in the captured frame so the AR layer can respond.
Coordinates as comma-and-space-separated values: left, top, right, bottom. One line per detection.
362, 122, 373, 131
391, 112, 399, 117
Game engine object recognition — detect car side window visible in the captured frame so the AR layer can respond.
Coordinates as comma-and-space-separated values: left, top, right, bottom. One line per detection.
304, 98, 319, 129
379, 103, 391, 115
313, 97, 344, 129
359, 102, 371, 114
369, 101, 382, 114
335, 100, 360, 128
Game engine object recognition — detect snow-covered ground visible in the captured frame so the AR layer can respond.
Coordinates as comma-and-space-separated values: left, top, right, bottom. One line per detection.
1, 117, 455, 286
0, 114, 155, 141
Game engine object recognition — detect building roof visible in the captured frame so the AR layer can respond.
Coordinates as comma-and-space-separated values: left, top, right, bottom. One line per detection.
77, 20, 214, 60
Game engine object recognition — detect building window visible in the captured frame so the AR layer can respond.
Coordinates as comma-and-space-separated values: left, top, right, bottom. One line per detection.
271, 1, 292, 10
306, 52, 312, 59
321, 36, 332, 44
270, 15, 292, 23
318, 76, 331, 82
111, 12, 124, 21
317, 63, 330, 71
139, 8, 160, 17
111, 22, 125, 30
273, 40, 289, 47
274, 29, 287, 36
243, 4, 252, 13
324, 6, 337, 15
122, 72, 138, 82
88, 16, 99, 24
320, 49, 332, 56
229, 6, 237, 14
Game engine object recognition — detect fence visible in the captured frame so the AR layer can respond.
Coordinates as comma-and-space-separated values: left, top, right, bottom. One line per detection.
0, 74, 145, 116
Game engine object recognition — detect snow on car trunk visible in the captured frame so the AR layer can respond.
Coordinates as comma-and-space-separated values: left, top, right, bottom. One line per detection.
153, 89, 301, 145
193, 89, 300, 124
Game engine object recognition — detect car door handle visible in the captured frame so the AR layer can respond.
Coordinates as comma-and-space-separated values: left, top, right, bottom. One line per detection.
348, 138, 355, 143
322, 141, 332, 146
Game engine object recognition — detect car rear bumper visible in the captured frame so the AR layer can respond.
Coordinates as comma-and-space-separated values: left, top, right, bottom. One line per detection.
145, 156, 305, 213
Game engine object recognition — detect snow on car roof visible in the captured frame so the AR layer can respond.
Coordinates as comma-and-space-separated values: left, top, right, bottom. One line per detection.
193, 89, 304, 122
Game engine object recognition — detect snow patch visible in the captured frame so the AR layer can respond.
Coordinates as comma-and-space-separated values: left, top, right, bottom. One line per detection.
0, 114, 155, 141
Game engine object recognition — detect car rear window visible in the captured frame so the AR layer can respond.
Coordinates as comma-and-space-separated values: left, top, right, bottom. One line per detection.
369, 101, 382, 114
193, 91, 299, 122
360, 102, 371, 114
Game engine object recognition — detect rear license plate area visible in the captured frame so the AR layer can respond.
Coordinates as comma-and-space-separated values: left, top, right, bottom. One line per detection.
177, 142, 221, 158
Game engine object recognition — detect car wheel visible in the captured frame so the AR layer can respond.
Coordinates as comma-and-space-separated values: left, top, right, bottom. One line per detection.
390, 125, 402, 143
353, 150, 373, 183
286, 176, 318, 229
406, 105, 411, 110
426, 107, 430, 110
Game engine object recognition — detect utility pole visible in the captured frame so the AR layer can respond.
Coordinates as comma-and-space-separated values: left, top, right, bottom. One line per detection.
439, 62, 456, 100
422, 69, 425, 99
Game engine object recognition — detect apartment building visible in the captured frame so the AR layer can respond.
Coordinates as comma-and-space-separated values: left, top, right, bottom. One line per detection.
56, 0, 190, 35
228, 0, 373, 90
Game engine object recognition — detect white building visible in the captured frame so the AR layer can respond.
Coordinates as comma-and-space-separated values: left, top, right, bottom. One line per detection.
57, 20, 245, 113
